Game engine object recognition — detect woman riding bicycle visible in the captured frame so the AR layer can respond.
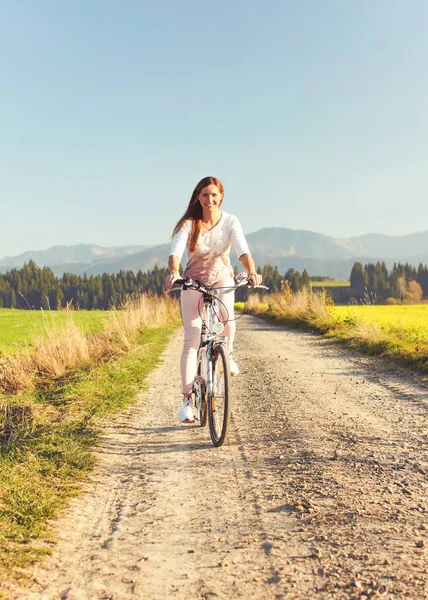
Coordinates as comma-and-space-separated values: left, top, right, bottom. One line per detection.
166, 176, 262, 423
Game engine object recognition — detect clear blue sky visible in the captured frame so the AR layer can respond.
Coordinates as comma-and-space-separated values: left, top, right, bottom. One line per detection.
1, 0, 427, 258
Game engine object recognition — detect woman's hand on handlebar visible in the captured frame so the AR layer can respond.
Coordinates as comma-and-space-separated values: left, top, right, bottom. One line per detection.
166, 270, 181, 291
247, 271, 263, 286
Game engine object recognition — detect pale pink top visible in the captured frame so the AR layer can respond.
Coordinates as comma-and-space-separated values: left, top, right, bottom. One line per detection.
169, 212, 250, 285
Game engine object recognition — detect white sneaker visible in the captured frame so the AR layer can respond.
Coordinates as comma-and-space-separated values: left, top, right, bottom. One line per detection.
179, 397, 194, 423
229, 356, 240, 376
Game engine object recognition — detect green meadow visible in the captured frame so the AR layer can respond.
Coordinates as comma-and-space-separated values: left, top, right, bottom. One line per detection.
0, 309, 111, 354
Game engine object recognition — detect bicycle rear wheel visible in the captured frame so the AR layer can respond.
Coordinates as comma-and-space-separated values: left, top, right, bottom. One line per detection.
208, 344, 231, 447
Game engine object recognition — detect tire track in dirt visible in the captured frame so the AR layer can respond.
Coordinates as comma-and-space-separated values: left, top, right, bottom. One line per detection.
5, 315, 428, 599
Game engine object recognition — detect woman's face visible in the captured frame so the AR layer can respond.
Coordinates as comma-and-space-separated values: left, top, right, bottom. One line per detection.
198, 184, 223, 213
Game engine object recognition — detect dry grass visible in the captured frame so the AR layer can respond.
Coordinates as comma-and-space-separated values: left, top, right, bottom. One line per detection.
245, 287, 330, 325
0, 294, 180, 395
107, 294, 176, 350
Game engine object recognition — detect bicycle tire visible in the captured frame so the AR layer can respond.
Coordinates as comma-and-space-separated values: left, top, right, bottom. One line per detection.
208, 344, 231, 447
195, 360, 208, 427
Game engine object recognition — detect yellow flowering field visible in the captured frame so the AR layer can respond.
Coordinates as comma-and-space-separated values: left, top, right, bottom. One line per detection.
329, 305, 428, 346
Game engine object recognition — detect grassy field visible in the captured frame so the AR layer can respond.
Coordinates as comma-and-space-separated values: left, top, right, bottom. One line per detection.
0, 309, 112, 354
329, 305, 428, 346
310, 280, 350, 288
0, 297, 180, 394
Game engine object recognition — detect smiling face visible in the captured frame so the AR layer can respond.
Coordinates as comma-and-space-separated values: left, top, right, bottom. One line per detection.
197, 184, 224, 215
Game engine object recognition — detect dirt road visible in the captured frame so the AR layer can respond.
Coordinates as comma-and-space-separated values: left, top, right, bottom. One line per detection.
6, 315, 428, 599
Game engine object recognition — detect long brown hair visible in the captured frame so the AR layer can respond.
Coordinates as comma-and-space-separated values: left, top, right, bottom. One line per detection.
172, 176, 224, 252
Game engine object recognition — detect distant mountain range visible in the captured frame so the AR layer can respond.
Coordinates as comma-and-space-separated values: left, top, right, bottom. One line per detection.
1, 228, 427, 280
0, 244, 149, 267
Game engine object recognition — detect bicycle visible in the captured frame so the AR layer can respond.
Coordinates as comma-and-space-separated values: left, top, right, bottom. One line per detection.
172, 274, 268, 447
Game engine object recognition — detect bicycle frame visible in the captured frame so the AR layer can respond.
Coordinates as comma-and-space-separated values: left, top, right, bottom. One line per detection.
198, 290, 227, 402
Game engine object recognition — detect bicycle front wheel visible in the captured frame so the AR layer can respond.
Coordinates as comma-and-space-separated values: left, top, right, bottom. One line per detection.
208, 345, 231, 447
195, 359, 208, 427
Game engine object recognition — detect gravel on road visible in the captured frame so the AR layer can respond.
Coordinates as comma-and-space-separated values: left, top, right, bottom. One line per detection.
5, 315, 428, 600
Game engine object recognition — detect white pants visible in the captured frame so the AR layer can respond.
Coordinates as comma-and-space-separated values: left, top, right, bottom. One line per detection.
180, 271, 235, 394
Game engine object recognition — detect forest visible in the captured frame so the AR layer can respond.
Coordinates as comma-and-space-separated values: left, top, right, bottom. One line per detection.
0, 260, 427, 309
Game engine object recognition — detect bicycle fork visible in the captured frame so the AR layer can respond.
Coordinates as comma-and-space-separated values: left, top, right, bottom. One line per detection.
206, 341, 226, 412
195, 343, 216, 412
200, 344, 211, 395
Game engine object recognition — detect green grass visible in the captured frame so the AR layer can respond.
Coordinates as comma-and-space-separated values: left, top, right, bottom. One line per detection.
0, 324, 178, 587
0, 309, 111, 354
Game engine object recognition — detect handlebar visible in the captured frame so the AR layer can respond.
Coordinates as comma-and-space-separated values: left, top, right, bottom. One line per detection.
169, 276, 269, 294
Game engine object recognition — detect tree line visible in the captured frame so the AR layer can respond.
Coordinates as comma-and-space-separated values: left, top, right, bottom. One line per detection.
0, 262, 312, 310
0, 260, 427, 310
248, 265, 311, 294
350, 261, 428, 303
0, 261, 169, 310
253, 263, 428, 303
0, 262, 293, 309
